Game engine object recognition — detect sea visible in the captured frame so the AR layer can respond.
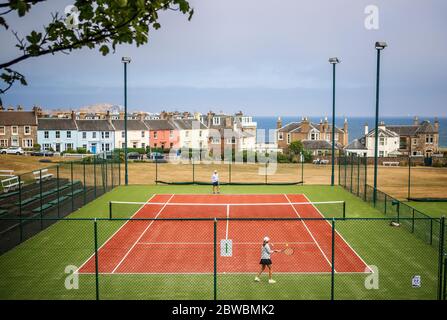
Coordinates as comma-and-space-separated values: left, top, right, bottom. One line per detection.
254, 116, 447, 147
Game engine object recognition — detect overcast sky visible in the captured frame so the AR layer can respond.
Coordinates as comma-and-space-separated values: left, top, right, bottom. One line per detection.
1, 0, 446, 116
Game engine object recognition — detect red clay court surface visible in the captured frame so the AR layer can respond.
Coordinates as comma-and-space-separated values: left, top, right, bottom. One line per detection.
79, 194, 370, 274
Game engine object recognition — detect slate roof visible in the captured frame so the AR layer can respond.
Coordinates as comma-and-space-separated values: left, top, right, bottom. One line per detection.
76, 120, 114, 131
302, 140, 341, 150
345, 139, 367, 150
112, 120, 148, 131
0, 111, 37, 126
171, 119, 208, 130
38, 118, 77, 130
144, 119, 176, 130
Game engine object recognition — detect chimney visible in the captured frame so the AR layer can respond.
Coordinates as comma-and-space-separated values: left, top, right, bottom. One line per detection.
434, 117, 439, 132
105, 110, 111, 124
225, 116, 232, 128
378, 121, 386, 131
71, 110, 76, 120
364, 123, 369, 135
17, 105, 23, 111
276, 117, 282, 129
0, 105, 4, 111
413, 116, 419, 126
319, 119, 323, 133
7, 105, 14, 111
301, 117, 310, 132
343, 118, 348, 132
323, 117, 329, 132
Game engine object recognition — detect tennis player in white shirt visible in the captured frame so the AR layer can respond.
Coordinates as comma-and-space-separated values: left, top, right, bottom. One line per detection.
255, 236, 280, 283
211, 170, 220, 194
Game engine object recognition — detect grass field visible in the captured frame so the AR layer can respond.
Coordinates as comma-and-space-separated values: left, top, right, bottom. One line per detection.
405, 201, 447, 218
0, 185, 441, 300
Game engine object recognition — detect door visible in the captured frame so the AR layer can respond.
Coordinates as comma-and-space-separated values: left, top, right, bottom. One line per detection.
55, 143, 61, 152
91, 143, 97, 154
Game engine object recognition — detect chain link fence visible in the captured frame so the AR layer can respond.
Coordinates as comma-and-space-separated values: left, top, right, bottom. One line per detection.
0, 152, 120, 254
0, 216, 445, 300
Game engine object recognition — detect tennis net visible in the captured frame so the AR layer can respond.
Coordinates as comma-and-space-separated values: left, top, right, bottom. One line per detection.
108, 200, 346, 219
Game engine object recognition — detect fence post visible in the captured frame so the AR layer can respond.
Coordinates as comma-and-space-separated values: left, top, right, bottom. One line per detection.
430, 219, 433, 245
437, 216, 445, 300
384, 194, 387, 215
338, 155, 341, 185
344, 155, 347, 188
56, 165, 60, 218
39, 169, 43, 230
411, 209, 415, 233
229, 161, 232, 184
265, 161, 268, 185
364, 156, 368, 201
155, 158, 158, 184
357, 156, 360, 196
301, 153, 304, 184
331, 218, 336, 300
213, 218, 217, 300
71, 162, 74, 211
18, 175, 23, 242
118, 154, 121, 186
192, 157, 195, 184
93, 156, 97, 198
83, 161, 87, 205
408, 155, 411, 199
342, 202, 346, 220
350, 154, 353, 193
109, 201, 112, 220
94, 219, 100, 300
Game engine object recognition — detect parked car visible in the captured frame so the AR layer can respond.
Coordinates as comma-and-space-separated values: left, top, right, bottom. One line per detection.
148, 152, 164, 160
0, 147, 24, 155
31, 150, 54, 157
127, 152, 142, 160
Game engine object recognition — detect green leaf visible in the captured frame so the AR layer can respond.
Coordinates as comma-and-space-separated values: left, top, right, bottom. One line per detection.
99, 45, 109, 56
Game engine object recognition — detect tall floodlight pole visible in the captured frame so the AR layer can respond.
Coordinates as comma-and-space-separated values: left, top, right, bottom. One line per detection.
122, 57, 131, 185
329, 57, 340, 186
373, 42, 387, 205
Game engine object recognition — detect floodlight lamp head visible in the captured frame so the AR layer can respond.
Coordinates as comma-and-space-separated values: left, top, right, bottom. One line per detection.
121, 57, 131, 64
329, 57, 340, 64
375, 42, 388, 50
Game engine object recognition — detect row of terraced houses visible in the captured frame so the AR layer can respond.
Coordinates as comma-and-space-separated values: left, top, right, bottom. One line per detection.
0, 106, 257, 154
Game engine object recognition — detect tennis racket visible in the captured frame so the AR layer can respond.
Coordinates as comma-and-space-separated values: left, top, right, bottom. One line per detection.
281, 244, 294, 256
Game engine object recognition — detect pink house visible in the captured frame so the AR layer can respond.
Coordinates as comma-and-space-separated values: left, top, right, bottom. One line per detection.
144, 120, 180, 150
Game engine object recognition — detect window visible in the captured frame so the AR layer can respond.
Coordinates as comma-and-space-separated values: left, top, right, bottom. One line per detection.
199, 130, 202, 138
11, 126, 18, 135
42, 143, 51, 150
24, 126, 31, 135
82, 132, 87, 139
0, 139, 7, 147
226, 137, 236, 144
122, 143, 126, 148
379, 151, 384, 157
0, 126, 5, 135
154, 131, 158, 139
311, 132, 318, 140
379, 137, 385, 146
142, 143, 145, 149
399, 137, 407, 149
105, 132, 109, 139
92, 132, 97, 139
141, 131, 145, 138
55, 131, 60, 139
211, 137, 220, 144
44, 131, 49, 139
212, 117, 221, 126
82, 144, 87, 149
154, 143, 157, 148
65, 143, 73, 150
169, 130, 173, 139
278, 132, 284, 141
133, 142, 137, 148
426, 135, 434, 144
121, 131, 125, 138
22, 139, 33, 148
102, 132, 109, 139
11, 136, 19, 146
287, 133, 291, 144
185, 131, 189, 138
66, 131, 71, 139
412, 139, 417, 146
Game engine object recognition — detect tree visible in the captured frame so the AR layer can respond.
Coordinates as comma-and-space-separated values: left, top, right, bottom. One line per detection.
288, 140, 304, 156
0, 0, 194, 105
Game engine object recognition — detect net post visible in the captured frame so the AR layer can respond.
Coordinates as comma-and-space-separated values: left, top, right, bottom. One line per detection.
213, 218, 217, 300
94, 218, 100, 300
18, 174, 23, 242
437, 216, 445, 300
331, 218, 336, 300
109, 201, 112, 220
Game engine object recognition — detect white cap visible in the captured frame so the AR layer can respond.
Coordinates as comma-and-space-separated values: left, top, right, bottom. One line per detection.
263, 236, 270, 242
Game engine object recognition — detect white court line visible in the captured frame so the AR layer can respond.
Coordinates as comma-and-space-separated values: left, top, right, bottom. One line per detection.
111, 194, 175, 274
80, 271, 372, 276
284, 194, 335, 272
301, 194, 372, 273
225, 204, 230, 240
76, 194, 157, 273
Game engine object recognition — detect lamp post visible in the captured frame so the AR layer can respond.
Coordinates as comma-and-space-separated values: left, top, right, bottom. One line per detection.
122, 56, 131, 186
329, 57, 340, 186
373, 42, 387, 205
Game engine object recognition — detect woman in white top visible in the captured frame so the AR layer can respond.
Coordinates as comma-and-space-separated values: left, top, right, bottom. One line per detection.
255, 236, 280, 283
211, 170, 220, 194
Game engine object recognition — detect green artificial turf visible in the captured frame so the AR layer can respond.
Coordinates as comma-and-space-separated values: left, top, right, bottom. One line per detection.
0, 185, 442, 300
405, 201, 447, 218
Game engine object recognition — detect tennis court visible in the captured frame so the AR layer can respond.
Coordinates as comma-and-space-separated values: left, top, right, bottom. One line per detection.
79, 194, 370, 275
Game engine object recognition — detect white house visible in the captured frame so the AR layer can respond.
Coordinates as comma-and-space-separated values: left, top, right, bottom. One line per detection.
37, 118, 78, 152
345, 123, 400, 157
172, 119, 208, 150
112, 120, 149, 149
76, 120, 115, 154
